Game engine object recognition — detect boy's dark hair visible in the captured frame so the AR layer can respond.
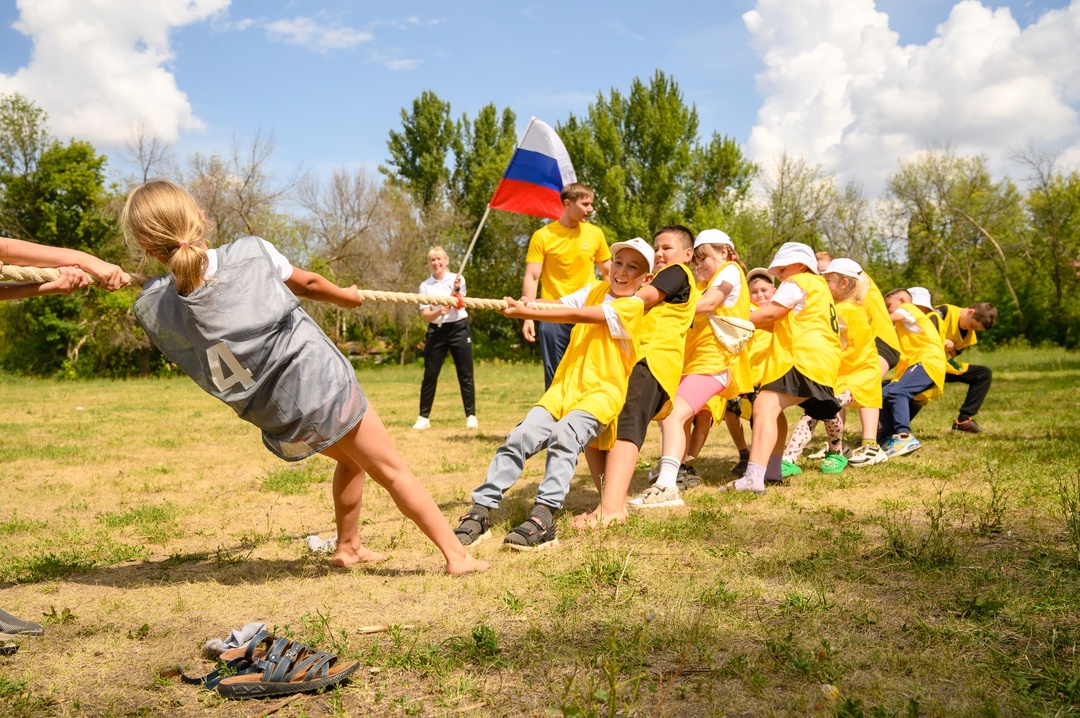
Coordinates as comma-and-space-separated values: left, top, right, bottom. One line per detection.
970, 302, 998, 330
884, 288, 911, 302
653, 225, 694, 249
560, 182, 594, 203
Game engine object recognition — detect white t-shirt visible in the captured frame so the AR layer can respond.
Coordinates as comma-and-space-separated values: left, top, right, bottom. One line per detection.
419, 273, 468, 323
713, 264, 742, 308
206, 239, 293, 282
893, 308, 922, 334
772, 280, 808, 313
559, 285, 634, 339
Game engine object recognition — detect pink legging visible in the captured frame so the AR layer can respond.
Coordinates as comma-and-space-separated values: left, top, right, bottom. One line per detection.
675, 372, 731, 415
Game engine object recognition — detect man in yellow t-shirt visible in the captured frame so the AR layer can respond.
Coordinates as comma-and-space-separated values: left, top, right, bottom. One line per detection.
522, 183, 612, 388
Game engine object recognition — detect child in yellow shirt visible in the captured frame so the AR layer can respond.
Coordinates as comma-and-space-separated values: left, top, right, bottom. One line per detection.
878, 288, 947, 456
723, 242, 841, 494
454, 239, 654, 550
630, 229, 751, 508
781, 259, 882, 475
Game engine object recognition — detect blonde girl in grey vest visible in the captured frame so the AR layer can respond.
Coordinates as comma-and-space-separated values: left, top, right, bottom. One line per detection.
124, 180, 487, 576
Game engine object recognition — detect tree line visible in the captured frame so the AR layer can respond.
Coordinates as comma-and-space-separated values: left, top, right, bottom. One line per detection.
1, 71, 1078, 377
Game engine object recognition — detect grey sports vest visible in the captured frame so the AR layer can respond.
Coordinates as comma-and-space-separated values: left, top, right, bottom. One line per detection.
134, 237, 366, 460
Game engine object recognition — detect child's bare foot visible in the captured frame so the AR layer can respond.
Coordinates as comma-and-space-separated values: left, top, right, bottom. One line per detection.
331, 545, 389, 567
570, 508, 627, 530
446, 551, 489, 575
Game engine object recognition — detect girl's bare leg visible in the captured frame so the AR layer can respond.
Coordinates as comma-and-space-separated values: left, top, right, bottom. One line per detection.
687, 411, 713, 461
322, 406, 488, 575
324, 457, 388, 566
859, 407, 880, 442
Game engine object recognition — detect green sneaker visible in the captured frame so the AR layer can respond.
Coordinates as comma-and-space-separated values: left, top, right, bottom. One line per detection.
820, 452, 848, 474
781, 459, 802, 477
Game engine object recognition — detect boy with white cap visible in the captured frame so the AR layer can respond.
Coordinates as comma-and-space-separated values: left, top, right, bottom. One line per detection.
630, 228, 752, 508
573, 226, 699, 528
879, 288, 947, 456
723, 242, 841, 494
454, 239, 654, 550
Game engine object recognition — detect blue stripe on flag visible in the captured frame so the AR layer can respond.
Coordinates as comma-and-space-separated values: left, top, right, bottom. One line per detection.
502, 148, 563, 192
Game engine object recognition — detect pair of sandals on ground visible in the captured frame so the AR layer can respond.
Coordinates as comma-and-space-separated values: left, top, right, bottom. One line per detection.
182, 629, 358, 698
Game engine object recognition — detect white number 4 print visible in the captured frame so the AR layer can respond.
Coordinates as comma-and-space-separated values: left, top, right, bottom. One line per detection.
207, 342, 255, 391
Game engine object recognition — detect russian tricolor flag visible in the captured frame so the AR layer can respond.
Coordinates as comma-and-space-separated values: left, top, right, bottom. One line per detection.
488, 118, 576, 221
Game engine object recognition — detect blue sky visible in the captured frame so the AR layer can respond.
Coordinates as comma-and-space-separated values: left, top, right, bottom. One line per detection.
1, 0, 1077, 195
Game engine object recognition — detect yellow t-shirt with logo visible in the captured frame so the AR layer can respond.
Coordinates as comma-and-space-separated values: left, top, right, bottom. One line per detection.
892, 302, 947, 403
836, 300, 882, 409
682, 262, 753, 399
760, 272, 841, 389
526, 221, 611, 300
537, 282, 644, 427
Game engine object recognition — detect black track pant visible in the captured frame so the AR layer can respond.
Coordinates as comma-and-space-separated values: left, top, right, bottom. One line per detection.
944, 364, 992, 420
419, 319, 476, 418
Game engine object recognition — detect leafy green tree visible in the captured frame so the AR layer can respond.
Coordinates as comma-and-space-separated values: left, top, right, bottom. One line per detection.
450, 104, 540, 356
382, 90, 458, 208
887, 147, 1027, 331
559, 70, 756, 241
1014, 147, 1080, 346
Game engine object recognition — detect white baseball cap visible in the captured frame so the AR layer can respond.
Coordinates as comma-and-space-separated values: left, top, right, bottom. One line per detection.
746, 267, 773, 284
768, 242, 819, 275
823, 258, 863, 279
610, 237, 655, 273
694, 228, 734, 250
908, 286, 933, 310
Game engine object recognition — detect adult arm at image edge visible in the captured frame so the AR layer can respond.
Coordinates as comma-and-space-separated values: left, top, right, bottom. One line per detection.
0, 236, 127, 291
520, 261, 542, 342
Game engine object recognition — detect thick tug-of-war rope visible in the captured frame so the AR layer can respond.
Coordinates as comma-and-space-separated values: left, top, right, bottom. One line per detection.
0, 265, 556, 311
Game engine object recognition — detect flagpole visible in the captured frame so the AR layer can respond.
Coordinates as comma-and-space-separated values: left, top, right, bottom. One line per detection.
438, 118, 538, 326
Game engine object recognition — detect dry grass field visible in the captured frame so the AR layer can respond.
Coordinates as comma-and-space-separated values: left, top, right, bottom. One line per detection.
1, 347, 1079, 717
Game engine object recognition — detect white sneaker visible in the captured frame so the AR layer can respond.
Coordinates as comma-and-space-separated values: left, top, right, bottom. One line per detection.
808, 444, 829, 460
412, 416, 431, 430
628, 484, 684, 509
848, 443, 888, 466
465, 415, 478, 429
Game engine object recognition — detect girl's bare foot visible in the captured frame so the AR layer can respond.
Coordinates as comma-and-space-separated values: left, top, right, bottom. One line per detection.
570, 508, 626, 530
331, 545, 389, 567
446, 551, 490, 575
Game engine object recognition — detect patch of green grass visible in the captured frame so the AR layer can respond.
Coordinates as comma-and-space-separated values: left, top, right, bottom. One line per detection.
0, 535, 149, 583
98, 502, 182, 544
0, 510, 47, 536
261, 460, 330, 495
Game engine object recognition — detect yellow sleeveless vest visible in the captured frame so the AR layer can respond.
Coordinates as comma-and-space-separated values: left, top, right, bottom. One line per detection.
640, 263, 698, 414
836, 300, 882, 409
893, 302, 946, 402
760, 272, 841, 388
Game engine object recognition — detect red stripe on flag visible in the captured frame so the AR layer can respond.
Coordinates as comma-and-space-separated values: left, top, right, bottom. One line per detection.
489, 178, 563, 221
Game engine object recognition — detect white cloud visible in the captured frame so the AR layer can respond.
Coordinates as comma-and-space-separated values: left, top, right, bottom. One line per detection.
264, 16, 373, 52
744, 0, 1080, 192
0, 0, 229, 147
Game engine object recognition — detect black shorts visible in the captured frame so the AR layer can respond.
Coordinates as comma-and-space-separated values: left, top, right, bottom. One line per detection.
760, 367, 841, 421
615, 360, 669, 449
875, 337, 900, 371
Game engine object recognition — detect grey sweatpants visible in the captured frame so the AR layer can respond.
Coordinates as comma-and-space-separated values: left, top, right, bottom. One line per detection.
472, 406, 602, 511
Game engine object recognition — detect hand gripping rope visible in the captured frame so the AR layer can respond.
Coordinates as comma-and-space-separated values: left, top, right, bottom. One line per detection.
0, 265, 556, 311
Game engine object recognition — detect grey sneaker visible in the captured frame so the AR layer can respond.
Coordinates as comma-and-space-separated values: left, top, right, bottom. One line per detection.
0, 609, 44, 636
